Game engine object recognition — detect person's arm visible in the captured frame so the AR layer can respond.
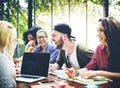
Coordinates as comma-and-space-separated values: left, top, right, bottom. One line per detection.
84, 45, 101, 70
80, 70, 120, 79
56, 50, 65, 68
49, 50, 65, 72
84, 51, 98, 70
14, 56, 23, 74
0, 54, 16, 87
49, 63, 59, 72
49, 44, 60, 63
14, 56, 23, 64
95, 70, 120, 79
25, 40, 35, 52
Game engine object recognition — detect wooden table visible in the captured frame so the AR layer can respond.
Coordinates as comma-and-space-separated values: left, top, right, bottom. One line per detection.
17, 74, 120, 88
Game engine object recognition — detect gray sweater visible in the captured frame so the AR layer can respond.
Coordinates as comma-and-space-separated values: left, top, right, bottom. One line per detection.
0, 53, 16, 88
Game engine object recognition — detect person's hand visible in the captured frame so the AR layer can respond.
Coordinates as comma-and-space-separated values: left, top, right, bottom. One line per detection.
65, 67, 75, 78
15, 67, 20, 74
14, 57, 22, 74
14, 58, 22, 64
49, 63, 59, 72
80, 70, 99, 79
26, 40, 35, 47
78, 68, 88, 75
25, 40, 35, 52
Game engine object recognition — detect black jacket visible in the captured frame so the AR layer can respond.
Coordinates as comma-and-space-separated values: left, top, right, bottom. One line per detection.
56, 43, 94, 68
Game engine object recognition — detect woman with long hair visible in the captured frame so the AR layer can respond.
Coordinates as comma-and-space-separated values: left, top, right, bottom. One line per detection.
0, 21, 17, 88
66, 16, 120, 81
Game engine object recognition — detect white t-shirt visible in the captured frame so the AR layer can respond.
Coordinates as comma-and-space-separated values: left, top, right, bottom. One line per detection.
65, 43, 80, 70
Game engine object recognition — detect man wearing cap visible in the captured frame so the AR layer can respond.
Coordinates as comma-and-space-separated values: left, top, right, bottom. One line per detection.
49, 23, 94, 73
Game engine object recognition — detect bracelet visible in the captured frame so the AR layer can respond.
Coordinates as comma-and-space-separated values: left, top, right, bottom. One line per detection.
75, 70, 79, 76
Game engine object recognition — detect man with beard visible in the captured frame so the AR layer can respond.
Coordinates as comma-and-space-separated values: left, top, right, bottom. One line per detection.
49, 23, 94, 74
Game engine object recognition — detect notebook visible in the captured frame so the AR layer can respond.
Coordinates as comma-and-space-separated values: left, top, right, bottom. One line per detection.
16, 52, 50, 83
52, 70, 111, 85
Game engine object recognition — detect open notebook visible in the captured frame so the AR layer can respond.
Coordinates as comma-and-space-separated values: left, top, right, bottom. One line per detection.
16, 52, 50, 83
51, 70, 112, 85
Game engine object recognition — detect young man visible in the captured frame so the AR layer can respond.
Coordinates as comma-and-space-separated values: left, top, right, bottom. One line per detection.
49, 23, 94, 72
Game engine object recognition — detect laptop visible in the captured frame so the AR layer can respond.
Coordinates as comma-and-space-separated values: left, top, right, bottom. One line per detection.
16, 52, 50, 83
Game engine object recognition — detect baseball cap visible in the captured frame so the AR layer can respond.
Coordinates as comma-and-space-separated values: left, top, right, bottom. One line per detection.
53, 23, 75, 39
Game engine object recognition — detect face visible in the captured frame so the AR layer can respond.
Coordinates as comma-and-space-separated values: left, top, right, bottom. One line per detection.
97, 22, 106, 44
37, 32, 48, 47
27, 34, 34, 41
51, 30, 64, 49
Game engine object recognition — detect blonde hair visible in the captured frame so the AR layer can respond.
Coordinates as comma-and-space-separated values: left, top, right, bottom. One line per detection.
37, 29, 48, 38
0, 21, 16, 59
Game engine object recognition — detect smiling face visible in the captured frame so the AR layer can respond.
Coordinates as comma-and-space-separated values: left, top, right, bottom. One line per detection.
51, 30, 64, 49
37, 31, 48, 47
97, 22, 106, 44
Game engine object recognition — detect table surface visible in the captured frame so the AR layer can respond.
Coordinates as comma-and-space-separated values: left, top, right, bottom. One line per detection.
17, 74, 120, 88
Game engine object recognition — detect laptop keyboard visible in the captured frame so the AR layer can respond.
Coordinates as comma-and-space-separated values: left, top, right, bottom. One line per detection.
16, 74, 41, 79
16, 74, 47, 83
21, 75, 40, 79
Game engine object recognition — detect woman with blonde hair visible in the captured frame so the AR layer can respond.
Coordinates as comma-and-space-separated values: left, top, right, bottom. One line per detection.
0, 21, 17, 88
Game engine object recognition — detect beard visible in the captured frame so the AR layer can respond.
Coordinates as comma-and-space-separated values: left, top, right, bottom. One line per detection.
56, 37, 64, 49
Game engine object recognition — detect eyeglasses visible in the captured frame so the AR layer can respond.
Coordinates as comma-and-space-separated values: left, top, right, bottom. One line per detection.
37, 36, 46, 39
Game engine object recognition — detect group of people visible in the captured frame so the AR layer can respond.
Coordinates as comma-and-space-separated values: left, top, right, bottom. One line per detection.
57, 17, 120, 81
23, 26, 41, 52
0, 16, 120, 87
15, 26, 59, 64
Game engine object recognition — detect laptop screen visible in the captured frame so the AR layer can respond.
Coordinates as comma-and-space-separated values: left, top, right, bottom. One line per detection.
20, 52, 50, 77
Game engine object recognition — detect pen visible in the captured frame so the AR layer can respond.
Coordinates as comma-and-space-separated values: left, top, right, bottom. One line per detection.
63, 66, 73, 74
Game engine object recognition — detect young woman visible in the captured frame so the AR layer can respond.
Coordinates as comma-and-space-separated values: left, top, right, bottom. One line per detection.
33, 30, 59, 63
23, 27, 41, 52
66, 16, 120, 81
0, 21, 17, 87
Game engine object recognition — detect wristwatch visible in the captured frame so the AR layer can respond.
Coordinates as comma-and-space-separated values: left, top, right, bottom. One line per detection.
75, 70, 79, 76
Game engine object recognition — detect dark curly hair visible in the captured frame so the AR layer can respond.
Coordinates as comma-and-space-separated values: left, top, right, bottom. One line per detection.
23, 26, 41, 45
